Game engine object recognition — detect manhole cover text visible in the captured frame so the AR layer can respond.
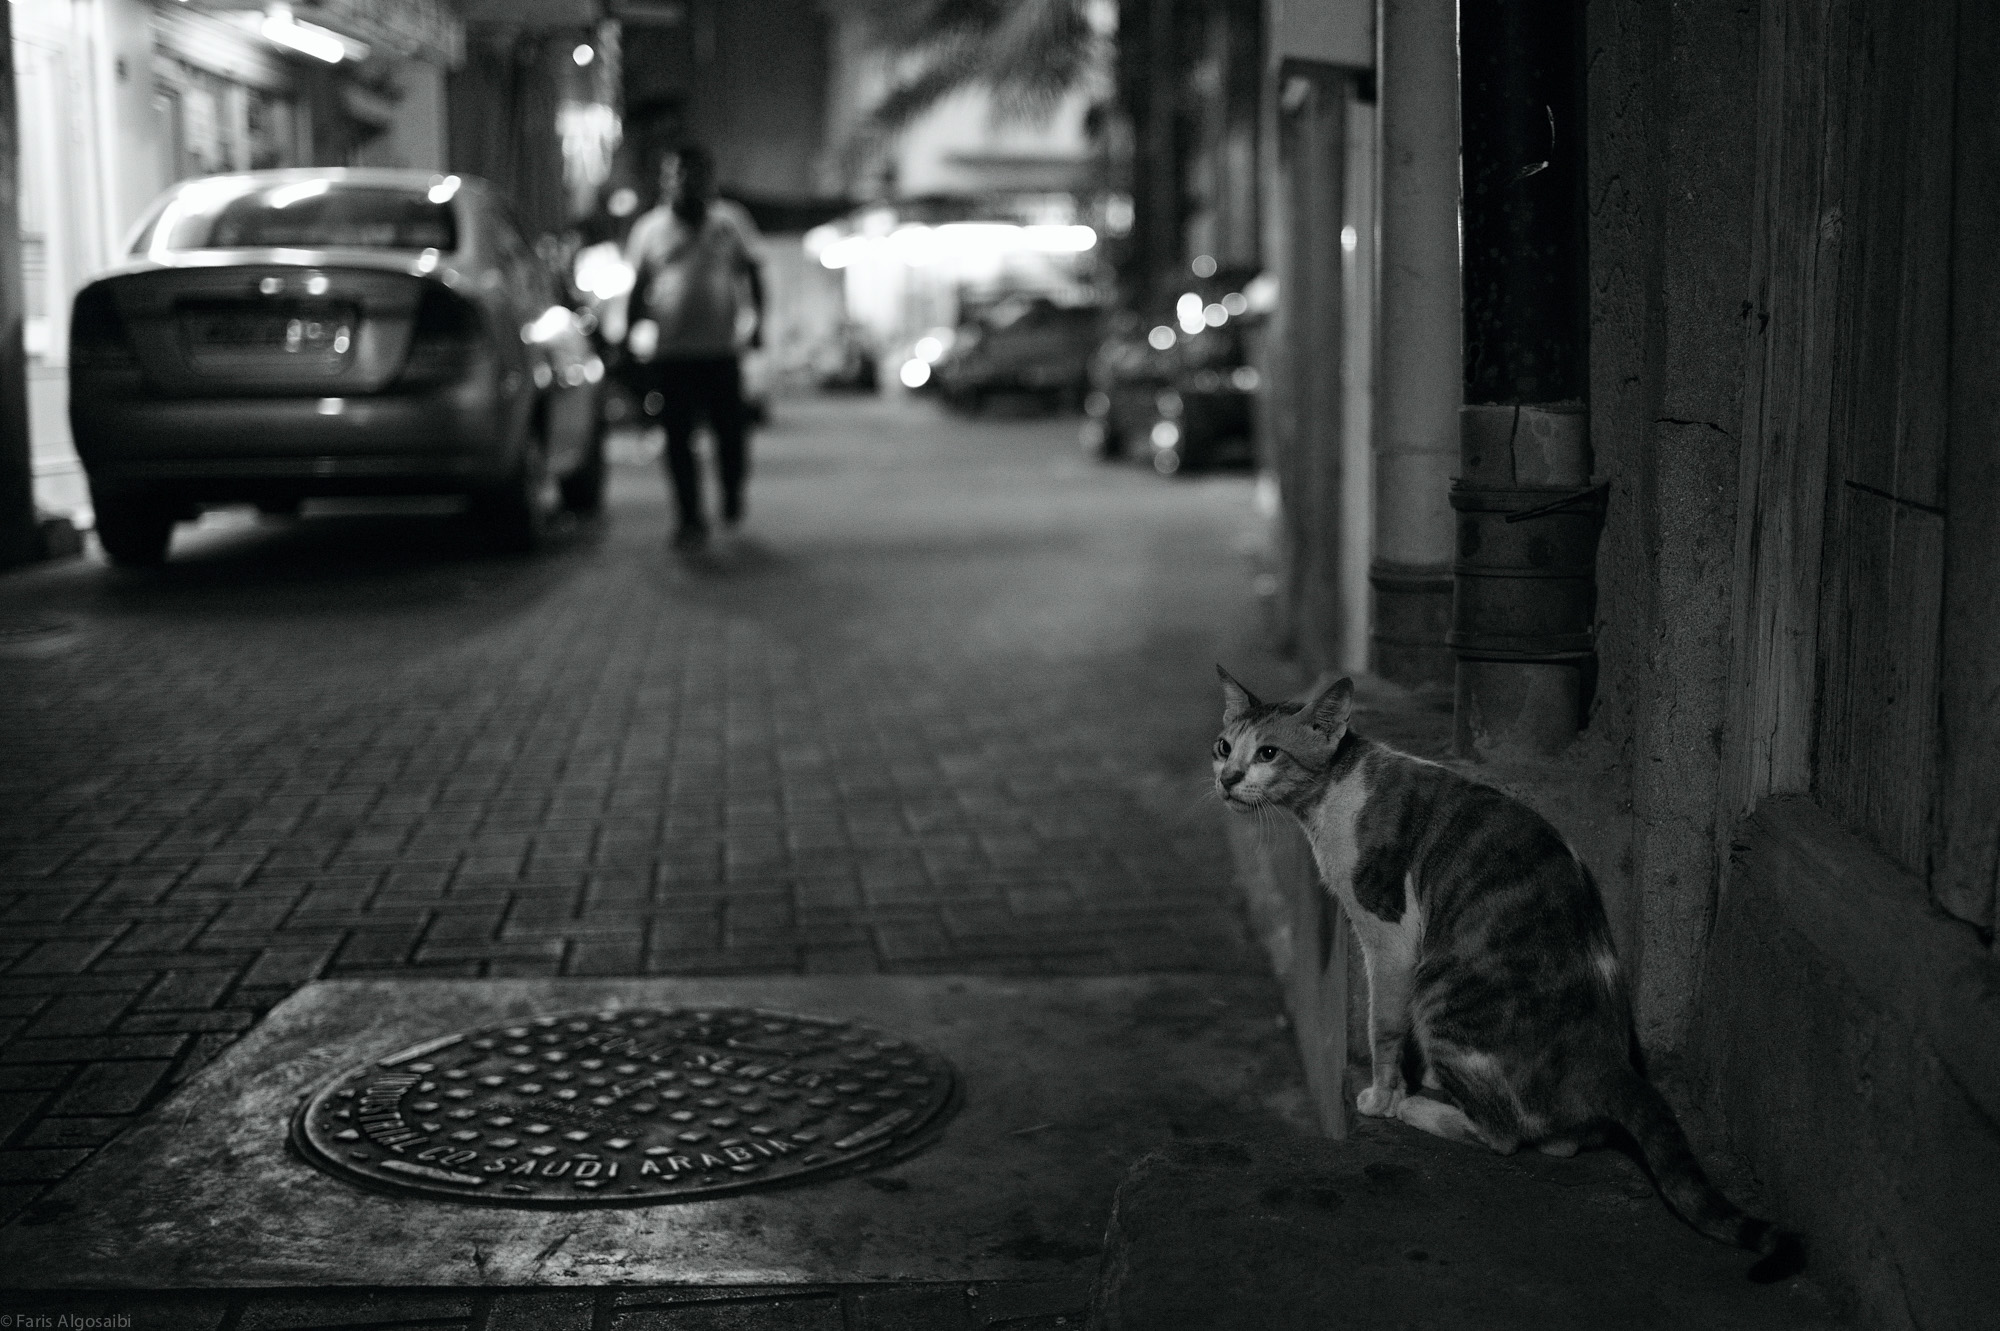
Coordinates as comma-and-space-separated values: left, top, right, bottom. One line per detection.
291, 1007, 959, 1206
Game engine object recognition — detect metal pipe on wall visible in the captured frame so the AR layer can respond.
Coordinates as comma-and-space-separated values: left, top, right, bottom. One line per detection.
1452, 0, 1597, 756
1369, 0, 1460, 688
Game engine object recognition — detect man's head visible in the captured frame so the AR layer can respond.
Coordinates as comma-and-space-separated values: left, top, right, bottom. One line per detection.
662, 145, 716, 222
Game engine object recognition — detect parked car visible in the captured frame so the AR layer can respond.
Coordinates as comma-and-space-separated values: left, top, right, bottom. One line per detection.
816, 319, 880, 392
72, 168, 606, 565
1141, 324, 1258, 475
932, 296, 1102, 412
1080, 309, 1175, 459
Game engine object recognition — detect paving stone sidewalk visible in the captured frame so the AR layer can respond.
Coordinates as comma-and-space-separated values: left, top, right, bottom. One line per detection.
0, 396, 1287, 1319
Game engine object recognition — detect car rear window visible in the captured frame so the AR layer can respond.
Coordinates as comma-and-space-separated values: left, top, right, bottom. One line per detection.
142, 182, 458, 254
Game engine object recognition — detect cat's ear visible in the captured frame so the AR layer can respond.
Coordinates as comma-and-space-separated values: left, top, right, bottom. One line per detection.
1216, 665, 1260, 724
1297, 674, 1354, 736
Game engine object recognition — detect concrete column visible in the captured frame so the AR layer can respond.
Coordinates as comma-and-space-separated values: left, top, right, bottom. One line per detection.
1368, 0, 1460, 687
0, 0, 40, 569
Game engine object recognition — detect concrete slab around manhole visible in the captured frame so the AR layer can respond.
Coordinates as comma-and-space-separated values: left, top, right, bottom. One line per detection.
1, 975, 1311, 1288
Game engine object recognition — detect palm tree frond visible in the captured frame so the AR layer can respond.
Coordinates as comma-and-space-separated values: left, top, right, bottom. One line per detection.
978, 0, 1099, 122
853, 0, 1097, 139
860, 32, 990, 136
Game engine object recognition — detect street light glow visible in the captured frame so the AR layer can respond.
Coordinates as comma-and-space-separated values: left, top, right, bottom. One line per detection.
1176, 292, 1206, 335
807, 222, 1097, 271
261, 8, 365, 63
266, 179, 330, 210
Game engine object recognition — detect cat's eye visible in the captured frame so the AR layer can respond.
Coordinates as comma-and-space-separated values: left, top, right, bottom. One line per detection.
1254, 745, 1279, 763
1213, 738, 1231, 759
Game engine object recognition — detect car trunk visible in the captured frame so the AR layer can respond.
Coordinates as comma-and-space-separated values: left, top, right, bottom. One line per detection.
98, 258, 458, 397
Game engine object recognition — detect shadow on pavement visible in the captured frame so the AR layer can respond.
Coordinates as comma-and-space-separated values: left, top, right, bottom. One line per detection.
7, 506, 606, 633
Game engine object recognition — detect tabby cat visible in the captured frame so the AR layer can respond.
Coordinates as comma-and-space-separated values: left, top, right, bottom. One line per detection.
1213, 667, 1803, 1282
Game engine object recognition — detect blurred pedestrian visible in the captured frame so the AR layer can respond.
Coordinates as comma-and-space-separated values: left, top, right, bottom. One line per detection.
623, 144, 766, 550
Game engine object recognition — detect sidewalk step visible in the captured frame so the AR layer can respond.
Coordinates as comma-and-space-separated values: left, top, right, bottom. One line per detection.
1086, 1122, 1847, 1330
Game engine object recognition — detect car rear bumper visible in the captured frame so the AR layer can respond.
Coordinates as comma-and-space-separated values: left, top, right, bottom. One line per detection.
73, 388, 519, 495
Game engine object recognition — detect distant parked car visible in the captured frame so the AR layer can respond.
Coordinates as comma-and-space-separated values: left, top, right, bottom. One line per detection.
1141, 324, 1258, 475
73, 168, 606, 565
933, 296, 1102, 412
1080, 310, 1175, 459
817, 320, 880, 392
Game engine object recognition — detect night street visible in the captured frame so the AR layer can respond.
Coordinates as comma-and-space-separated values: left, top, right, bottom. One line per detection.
2, 0, 1991, 1322
0, 394, 1300, 1326
0, 392, 1279, 1083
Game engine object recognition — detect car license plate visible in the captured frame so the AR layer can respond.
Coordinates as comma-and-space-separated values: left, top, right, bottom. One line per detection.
180, 303, 356, 370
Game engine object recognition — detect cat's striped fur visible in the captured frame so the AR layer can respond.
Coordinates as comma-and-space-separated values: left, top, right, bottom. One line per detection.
1214, 668, 1804, 1283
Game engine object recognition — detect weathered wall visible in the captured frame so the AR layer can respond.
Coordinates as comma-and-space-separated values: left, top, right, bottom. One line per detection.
1697, 800, 2000, 1330
1580, 0, 1658, 981
448, 32, 568, 236
1226, 813, 1348, 1138
1583, 0, 1757, 1051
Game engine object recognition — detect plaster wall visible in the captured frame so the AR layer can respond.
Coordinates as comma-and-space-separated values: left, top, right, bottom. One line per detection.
691, 0, 830, 201
1696, 800, 2000, 1329
96, 0, 164, 245
354, 60, 447, 172
1583, 0, 1756, 1051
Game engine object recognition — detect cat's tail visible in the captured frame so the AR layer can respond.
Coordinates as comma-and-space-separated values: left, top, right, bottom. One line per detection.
1605, 1070, 1806, 1283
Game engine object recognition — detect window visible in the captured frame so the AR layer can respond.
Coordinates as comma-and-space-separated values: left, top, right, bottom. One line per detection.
143, 183, 459, 254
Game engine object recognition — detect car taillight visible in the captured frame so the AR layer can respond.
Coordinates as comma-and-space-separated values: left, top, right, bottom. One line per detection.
70, 284, 137, 368
396, 284, 484, 387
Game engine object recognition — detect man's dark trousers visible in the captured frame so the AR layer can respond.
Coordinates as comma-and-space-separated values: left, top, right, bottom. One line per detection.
653, 355, 748, 532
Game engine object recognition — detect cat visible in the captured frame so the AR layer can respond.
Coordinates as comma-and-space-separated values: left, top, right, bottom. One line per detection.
1212, 667, 1804, 1283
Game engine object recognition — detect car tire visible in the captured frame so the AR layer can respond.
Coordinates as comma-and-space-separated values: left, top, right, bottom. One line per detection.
92, 490, 175, 567
559, 423, 607, 514
473, 434, 556, 553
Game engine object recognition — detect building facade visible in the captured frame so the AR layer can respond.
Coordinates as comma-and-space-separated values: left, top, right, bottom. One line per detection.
1174, 0, 2000, 1324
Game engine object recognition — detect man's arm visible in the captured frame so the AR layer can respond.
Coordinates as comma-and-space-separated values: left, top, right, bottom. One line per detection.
742, 257, 766, 350
720, 202, 767, 350
629, 210, 670, 301
617, 211, 662, 350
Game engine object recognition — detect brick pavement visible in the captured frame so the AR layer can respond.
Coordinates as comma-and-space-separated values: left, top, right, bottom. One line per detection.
0, 395, 1287, 1317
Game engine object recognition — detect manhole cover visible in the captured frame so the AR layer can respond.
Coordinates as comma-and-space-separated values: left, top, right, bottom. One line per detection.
291, 1007, 959, 1207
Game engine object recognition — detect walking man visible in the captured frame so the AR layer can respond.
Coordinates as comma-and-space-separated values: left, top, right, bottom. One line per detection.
623, 144, 765, 549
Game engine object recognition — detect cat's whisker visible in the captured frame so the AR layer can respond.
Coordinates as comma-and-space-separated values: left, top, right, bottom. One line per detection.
1256, 802, 1281, 850
1185, 777, 1224, 814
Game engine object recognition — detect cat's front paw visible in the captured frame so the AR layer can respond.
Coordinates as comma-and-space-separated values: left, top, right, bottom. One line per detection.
1356, 1084, 1407, 1118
